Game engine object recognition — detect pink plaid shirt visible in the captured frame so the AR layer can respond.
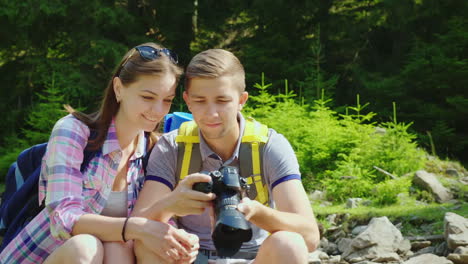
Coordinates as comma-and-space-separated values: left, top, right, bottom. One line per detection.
0, 115, 147, 263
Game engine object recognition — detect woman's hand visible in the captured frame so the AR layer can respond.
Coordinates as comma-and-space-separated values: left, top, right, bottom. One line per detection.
166, 173, 216, 216
128, 217, 199, 262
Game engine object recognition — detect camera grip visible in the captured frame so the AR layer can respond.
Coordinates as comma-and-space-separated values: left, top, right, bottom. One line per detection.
193, 182, 213, 194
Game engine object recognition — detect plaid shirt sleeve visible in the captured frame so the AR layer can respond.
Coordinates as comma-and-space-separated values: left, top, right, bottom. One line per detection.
40, 115, 91, 240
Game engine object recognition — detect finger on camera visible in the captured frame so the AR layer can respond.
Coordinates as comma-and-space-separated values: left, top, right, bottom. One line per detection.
182, 173, 212, 185
188, 189, 216, 201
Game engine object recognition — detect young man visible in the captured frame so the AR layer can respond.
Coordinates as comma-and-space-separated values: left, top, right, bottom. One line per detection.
131, 49, 320, 264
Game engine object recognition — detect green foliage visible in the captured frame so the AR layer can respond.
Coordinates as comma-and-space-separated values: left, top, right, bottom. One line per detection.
23, 76, 67, 144
244, 75, 426, 205
0, 75, 66, 177
371, 176, 412, 205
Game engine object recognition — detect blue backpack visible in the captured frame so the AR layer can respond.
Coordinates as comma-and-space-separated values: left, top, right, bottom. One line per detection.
0, 140, 99, 251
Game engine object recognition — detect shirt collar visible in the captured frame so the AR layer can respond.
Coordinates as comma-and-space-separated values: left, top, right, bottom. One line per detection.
101, 118, 146, 158
199, 112, 246, 164
101, 118, 120, 156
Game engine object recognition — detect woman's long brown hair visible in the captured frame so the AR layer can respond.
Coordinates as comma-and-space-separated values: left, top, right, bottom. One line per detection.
65, 42, 182, 151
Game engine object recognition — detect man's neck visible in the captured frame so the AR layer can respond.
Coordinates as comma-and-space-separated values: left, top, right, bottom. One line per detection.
203, 126, 240, 162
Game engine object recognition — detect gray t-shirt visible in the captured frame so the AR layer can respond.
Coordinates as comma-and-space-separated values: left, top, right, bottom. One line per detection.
146, 113, 301, 251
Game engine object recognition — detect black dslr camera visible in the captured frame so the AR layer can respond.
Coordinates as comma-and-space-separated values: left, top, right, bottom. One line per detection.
193, 166, 252, 257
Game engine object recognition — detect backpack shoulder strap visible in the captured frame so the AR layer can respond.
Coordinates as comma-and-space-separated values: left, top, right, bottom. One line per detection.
175, 121, 202, 182
239, 117, 269, 205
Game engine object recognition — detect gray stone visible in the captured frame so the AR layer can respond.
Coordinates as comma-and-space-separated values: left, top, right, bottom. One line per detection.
308, 250, 325, 264
351, 225, 368, 236
337, 238, 353, 254
411, 241, 431, 251
413, 170, 453, 202
414, 246, 435, 256
444, 212, 468, 250
446, 168, 459, 177
310, 190, 326, 201
327, 255, 341, 263
398, 239, 412, 254
447, 246, 468, 264
346, 198, 363, 209
434, 242, 450, 256
403, 253, 453, 264
454, 246, 468, 254
343, 217, 409, 262
371, 252, 401, 262
460, 177, 468, 185
326, 214, 338, 225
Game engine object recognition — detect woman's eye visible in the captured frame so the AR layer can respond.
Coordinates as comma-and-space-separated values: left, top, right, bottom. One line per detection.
142, 96, 153, 100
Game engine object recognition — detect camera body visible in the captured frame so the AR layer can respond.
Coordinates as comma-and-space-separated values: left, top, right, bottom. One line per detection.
193, 166, 252, 257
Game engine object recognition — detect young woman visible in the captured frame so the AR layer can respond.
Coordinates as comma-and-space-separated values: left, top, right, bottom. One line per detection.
0, 43, 199, 264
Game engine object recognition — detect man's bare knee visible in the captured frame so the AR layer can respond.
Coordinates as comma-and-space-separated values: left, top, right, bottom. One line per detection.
255, 231, 308, 264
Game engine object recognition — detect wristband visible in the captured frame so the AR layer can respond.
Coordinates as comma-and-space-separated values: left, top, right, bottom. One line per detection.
122, 216, 130, 242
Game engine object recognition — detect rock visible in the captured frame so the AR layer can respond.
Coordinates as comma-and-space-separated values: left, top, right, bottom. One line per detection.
460, 177, 468, 185
337, 238, 353, 254
411, 241, 431, 251
327, 255, 341, 263
444, 212, 468, 250
403, 253, 454, 264
346, 198, 363, 208
413, 170, 453, 202
371, 252, 401, 262
351, 225, 368, 236
310, 190, 326, 201
320, 201, 333, 207
326, 214, 338, 225
308, 250, 325, 264
446, 168, 459, 177
434, 242, 450, 256
447, 246, 468, 264
342, 217, 410, 262
398, 239, 412, 254
414, 246, 435, 256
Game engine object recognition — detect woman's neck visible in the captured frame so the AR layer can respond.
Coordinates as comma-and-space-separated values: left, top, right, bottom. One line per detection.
114, 113, 140, 156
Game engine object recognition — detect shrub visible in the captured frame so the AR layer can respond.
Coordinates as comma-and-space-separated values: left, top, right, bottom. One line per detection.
244, 75, 426, 205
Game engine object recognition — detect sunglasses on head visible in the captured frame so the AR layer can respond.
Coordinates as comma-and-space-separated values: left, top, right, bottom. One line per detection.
135, 45, 179, 64
118, 45, 179, 75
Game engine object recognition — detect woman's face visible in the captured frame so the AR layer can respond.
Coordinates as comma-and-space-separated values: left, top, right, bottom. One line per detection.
115, 73, 176, 132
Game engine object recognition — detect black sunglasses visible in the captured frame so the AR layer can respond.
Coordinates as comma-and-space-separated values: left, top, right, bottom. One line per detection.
119, 46, 179, 75
135, 46, 179, 64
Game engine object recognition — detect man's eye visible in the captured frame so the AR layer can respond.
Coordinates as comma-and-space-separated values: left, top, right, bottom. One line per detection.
164, 99, 173, 103
142, 96, 153, 100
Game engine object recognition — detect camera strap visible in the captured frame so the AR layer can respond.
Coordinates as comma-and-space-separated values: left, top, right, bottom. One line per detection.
175, 118, 270, 205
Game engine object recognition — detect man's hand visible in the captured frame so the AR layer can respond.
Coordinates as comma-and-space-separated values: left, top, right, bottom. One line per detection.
166, 173, 216, 216
237, 197, 263, 221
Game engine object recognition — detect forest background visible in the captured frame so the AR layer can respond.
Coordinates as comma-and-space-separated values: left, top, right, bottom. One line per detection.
0, 0, 467, 205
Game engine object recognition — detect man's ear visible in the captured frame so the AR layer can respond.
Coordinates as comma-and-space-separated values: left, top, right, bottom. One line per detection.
239, 91, 249, 109
183, 91, 190, 109
113, 77, 122, 102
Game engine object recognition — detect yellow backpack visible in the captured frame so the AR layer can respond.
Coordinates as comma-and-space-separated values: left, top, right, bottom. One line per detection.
175, 118, 270, 205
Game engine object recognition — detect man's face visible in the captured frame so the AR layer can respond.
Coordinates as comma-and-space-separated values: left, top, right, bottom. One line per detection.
183, 77, 248, 142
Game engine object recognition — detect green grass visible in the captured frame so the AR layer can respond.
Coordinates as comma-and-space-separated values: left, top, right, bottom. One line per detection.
313, 201, 468, 236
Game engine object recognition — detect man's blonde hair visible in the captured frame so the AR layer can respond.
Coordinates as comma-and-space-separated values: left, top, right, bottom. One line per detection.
185, 49, 245, 92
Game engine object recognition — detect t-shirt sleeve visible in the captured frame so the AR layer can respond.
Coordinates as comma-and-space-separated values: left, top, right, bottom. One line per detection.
263, 129, 301, 190
145, 131, 178, 190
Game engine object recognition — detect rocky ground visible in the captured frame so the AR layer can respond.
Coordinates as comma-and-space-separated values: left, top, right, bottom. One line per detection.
307, 169, 468, 264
